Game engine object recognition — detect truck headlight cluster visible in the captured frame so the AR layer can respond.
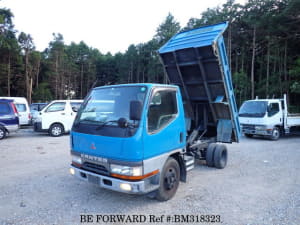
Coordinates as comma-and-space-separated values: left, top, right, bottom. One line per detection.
72, 155, 82, 165
110, 164, 142, 177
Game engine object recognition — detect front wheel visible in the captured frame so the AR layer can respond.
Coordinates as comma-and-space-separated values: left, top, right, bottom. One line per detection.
0, 127, 6, 140
155, 157, 180, 201
49, 124, 64, 137
270, 127, 280, 141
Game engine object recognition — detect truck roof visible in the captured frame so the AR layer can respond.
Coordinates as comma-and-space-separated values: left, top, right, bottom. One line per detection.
93, 83, 179, 90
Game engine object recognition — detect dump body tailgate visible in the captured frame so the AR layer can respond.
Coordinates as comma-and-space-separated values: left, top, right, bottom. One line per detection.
158, 22, 240, 143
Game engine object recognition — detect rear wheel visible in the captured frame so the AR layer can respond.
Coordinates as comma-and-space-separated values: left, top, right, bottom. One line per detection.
49, 124, 64, 137
0, 127, 6, 140
270, 127, 280, 140
206, 143, 216, 167
155, 157, 180, 201
245, 133, 253, 138
213, 144, 228, 169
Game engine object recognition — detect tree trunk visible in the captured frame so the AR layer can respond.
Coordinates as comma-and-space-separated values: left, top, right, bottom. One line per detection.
251, 27, 256, 99
80, 63, 83, 99
284, 39, 288, 98
266, 39, 270, 98
55, 54, 59, 99
35, 56, 41, 88
25, 49, 31, 103
7, 52, 11, 97
227, 24, 232, 71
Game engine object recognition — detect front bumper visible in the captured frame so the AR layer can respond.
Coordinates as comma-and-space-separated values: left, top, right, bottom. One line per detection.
241, 124, 272, 136
70, 165, 159, 194
5, 124, 19, 133
33, 122, 47, 132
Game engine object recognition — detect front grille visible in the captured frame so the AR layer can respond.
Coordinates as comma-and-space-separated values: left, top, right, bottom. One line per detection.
82, 162, 109, 175
241, 124, 255, 131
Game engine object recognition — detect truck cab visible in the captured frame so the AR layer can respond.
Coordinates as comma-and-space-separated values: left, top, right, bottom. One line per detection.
239, 95, 300, 140
70, 22, 240, 201
239, 99, 282, 139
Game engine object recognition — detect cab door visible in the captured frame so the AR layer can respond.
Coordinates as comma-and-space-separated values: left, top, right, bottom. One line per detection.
143, 88, 186, 159
267, 102, 282, 126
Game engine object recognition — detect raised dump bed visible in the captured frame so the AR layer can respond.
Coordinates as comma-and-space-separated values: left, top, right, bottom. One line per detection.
158, 22, 240, 143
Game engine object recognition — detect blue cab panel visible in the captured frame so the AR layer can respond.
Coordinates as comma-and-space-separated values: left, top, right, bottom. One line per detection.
71, 83, 186, 161
158, 22, 241, 143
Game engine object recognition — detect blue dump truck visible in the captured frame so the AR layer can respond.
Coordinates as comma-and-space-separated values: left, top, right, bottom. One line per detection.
69, 22, 240, 201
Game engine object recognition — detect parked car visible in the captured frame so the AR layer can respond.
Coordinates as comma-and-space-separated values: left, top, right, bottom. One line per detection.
33, 100, 83, 137
0, 97, 31, 125
0, 99, 20, 140
30, 103, 48, 123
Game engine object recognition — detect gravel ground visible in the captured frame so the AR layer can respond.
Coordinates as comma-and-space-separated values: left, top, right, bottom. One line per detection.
0, 128, 299, 225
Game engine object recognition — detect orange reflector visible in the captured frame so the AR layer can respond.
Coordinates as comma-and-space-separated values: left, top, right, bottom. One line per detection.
72, 162, 82, 168
111, 169, 159, 180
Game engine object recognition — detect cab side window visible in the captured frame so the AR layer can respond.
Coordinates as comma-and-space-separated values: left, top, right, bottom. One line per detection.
268, 103, 279, 117
46, 102, 66, 112
147, 90, 178, 133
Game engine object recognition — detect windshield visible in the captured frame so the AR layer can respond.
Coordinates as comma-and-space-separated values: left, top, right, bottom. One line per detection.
75, 86, 147, 126
239, 101, 267, 118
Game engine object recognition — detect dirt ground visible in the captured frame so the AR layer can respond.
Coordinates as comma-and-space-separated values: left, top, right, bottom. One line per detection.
0, 128, 299, 225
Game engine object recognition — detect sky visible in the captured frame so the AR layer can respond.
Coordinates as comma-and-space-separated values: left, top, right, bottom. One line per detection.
2, 0, 246, 54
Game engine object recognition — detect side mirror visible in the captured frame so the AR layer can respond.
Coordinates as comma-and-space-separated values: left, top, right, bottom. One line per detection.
118, 117, 128, 128
72, 106, 78, 112
130, 101, 142, 120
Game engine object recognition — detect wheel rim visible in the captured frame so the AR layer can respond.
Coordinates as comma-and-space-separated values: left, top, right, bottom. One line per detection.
0, 129, 4, 138
52, 126, 62, 136
164, 168, 177, 190
273, 129, 279, 139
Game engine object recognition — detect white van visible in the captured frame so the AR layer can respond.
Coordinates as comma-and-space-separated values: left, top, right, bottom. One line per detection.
0, 97, 31, 125
33, 100, 83, 136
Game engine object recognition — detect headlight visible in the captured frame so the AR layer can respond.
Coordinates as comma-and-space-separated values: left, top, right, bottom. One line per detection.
72, 155, 82, 165
255, 125, 266, 130
110, 164, 142, 176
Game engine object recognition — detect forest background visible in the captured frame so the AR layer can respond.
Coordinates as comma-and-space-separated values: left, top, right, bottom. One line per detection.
0, 0, 299, 111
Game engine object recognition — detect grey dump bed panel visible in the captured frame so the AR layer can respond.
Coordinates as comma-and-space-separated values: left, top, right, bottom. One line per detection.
158, 22, 240, 143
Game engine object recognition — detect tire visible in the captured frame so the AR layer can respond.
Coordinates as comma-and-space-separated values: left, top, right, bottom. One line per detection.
270, 127, 280, 140
155, 157, 180, 201
0, 127, 6, 140
245, 133, 253, 138
206, 143, 217, 167
213, 144, 228, 169
49, 124, 64, 137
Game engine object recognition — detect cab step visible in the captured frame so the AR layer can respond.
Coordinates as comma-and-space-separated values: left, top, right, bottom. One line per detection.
184, 155, 195, 171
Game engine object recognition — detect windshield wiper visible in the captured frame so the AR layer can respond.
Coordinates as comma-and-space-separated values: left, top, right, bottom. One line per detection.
95, 120, 118, 130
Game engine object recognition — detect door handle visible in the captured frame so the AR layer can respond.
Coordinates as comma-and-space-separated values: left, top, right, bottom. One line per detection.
180, 132, 183, 143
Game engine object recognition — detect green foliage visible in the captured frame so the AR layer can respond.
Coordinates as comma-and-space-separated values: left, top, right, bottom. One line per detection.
289, 58, 300, 94
32, 82, 52, 102
0, 3, 299, 112
154, 13, 181, 46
